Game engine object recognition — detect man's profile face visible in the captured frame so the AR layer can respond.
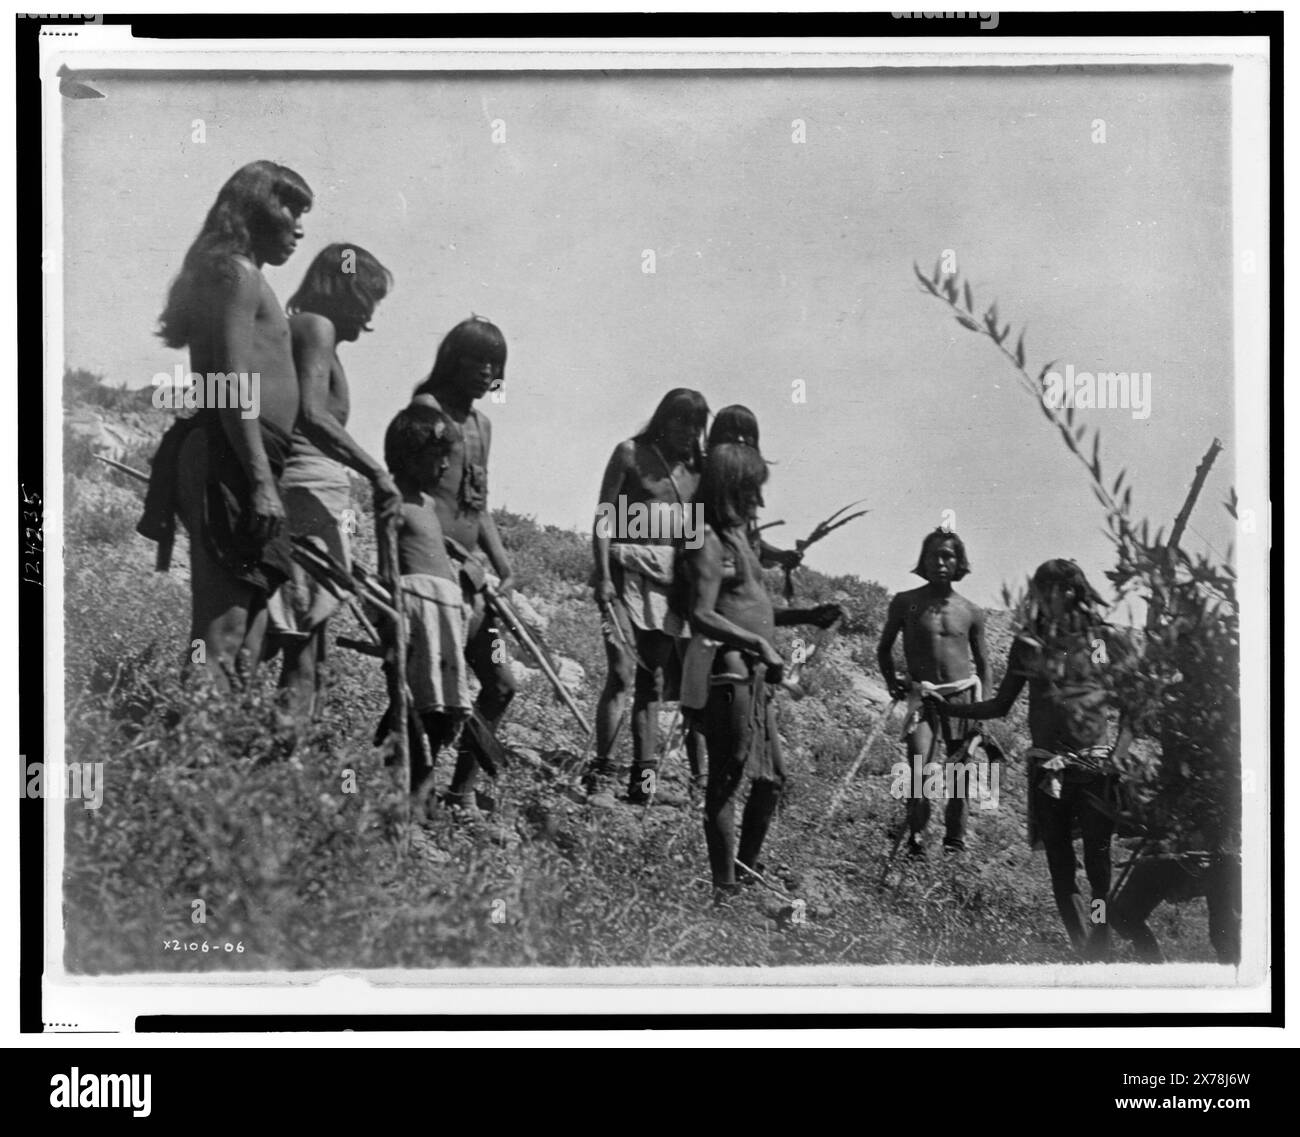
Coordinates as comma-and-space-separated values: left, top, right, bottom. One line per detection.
331, 307, 369, 343
254, 202, 304, 267
454, 352, 499, 399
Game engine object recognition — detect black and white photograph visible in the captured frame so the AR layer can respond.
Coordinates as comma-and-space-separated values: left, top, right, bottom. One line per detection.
29, 15, 1273, 1032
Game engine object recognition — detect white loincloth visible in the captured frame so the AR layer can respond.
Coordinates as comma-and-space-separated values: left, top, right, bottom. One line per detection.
267, 448, 354, 639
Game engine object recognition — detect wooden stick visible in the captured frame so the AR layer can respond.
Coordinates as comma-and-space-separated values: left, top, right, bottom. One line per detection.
487, 582, 592, 735
94, 454, 149, 484
291, 541, 400, 620
1168, 438, 1223, 556
1148, 438, 1224, 634
377, 516, 411, 820
344, 596, 382, 646
821, 698, 902, 831
1107, 839, 1150, 908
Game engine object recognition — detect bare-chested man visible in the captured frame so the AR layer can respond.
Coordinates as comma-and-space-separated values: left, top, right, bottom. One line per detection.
267, 243, 402, 720
684, 443, 840, 899
144, 161, 313, 685
876, 528, 990, 855
410, 316, 515, 817
587, 388, 710, 808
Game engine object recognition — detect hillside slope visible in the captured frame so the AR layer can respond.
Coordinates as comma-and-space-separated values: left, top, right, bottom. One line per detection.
57, 376, 1219, 972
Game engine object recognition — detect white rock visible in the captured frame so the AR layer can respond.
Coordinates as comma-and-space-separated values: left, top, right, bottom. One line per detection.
555, 656, 586, 689
509, 659, 541, 684
510, 593, 549, 633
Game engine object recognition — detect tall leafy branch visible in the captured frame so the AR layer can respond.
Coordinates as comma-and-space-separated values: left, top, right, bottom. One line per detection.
912, 259, 1241, 853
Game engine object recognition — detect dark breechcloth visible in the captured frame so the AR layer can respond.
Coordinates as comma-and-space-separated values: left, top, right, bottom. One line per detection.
137, 411, 294, 593
137, 415, 201, 571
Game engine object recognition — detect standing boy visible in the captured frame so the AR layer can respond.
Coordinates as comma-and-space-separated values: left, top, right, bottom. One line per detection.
876, 528, 990, 855
381, 404, 472, 809
267, 243, 402, 721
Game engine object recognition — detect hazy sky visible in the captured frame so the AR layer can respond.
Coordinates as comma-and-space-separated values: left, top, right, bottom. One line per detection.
61, 66, 1236, 610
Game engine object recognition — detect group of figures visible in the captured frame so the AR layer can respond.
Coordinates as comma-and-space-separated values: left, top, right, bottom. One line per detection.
135, 160, 1240, 964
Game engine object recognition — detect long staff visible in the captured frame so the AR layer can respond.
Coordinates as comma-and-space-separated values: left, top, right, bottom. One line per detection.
821, 697, 903, 831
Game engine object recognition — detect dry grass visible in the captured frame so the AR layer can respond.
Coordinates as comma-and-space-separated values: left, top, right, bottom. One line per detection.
59, 394, 1222, 974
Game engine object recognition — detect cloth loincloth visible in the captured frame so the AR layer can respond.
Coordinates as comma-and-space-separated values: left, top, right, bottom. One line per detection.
679, 634, 721, 710
709, 659, 784, 785
160, 411, 295, 594
402, 573, 472, 715
137, 414, 203, 571
902, 676, 982, 747
1025, 743, 1115, 849
266, 447, 353, 639
606, 541, 687, 638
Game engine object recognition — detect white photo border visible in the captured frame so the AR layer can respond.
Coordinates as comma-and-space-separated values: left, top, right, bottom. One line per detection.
37, 26, 1272, 1031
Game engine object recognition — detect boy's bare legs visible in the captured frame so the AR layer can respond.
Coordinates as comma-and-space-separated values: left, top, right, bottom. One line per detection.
1035, 783, 1113, 957
177, 428, 272, 689
241, 602, 272, 679
683, 715, 706, 788
904, 719, 937, 853
278, 631, 321, 721
412, 710, 465, 811
702, 686, 748, 892
1035, 796, 1091, 953
1078, 793, 1114, 959
446, 599, 516, 810
593, 631, 635, 769
627, 629, 674, 801
736, 697, 783, 873
187, 563, 258, 687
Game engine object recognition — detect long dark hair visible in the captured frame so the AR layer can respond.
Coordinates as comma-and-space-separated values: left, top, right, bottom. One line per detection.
698, 442, 768, 533
635, 388, 709, 469
287, 242, 392, 333
413, 316, 508, 397
157, 161, 313, 349
707, 404, 761, 452
1027, 558, 1106, 640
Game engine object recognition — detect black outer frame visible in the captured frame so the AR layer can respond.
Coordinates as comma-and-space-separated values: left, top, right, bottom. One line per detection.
16, 10, 1282, 1036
